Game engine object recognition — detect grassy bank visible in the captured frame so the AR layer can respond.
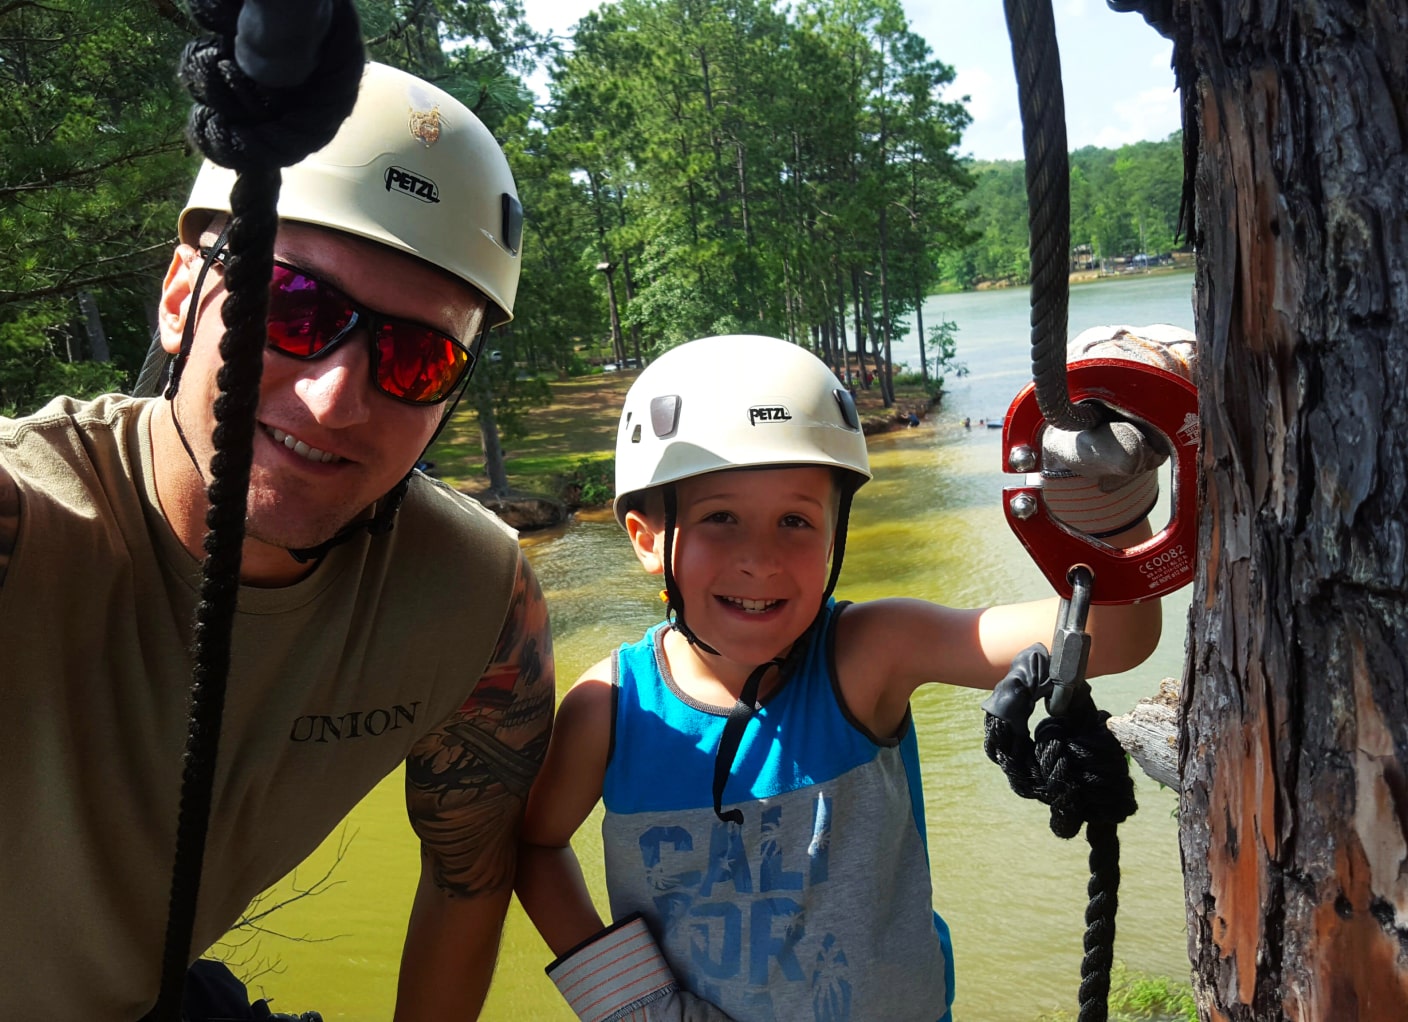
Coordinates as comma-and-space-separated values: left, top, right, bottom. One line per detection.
425, 368, 944, 511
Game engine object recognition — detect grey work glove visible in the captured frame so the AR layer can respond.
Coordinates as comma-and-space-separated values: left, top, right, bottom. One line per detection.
1038, 324, 1196, 538
547, 914, 739, 1022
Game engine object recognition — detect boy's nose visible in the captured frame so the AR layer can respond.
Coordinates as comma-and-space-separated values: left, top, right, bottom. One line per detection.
290, 331, 374, 428
737, 537, 783, 575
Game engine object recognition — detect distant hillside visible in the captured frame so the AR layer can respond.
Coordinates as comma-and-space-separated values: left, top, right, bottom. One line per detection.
940, 134, 1186, 289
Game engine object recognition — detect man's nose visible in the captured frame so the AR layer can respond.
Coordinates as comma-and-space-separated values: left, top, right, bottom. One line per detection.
291, 332, 374, 427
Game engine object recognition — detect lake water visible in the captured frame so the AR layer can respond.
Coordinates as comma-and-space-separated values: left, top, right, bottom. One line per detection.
242, 272, 1198, 1020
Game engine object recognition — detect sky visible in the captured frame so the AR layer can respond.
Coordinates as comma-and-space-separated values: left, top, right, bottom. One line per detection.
515, 0, 1182, 161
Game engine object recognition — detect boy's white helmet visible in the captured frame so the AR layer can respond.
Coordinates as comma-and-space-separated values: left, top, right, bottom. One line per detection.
178, 61, 522, 326
613, 334, 871, 524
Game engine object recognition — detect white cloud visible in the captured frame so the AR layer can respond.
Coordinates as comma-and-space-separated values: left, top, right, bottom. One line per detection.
951, 67, 997, 121
1087, 86, 1182, 149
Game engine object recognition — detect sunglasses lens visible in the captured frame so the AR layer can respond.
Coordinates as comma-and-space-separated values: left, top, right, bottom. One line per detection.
263, 262, 471, 404
266, 265, 355, 357
375, 325, 471, 404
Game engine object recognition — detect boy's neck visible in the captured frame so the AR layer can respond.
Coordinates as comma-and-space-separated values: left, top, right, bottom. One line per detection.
661, 627, 792, 709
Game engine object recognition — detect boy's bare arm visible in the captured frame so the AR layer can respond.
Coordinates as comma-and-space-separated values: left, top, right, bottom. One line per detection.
838, 521, 1163, 736
516, 669, 615, 955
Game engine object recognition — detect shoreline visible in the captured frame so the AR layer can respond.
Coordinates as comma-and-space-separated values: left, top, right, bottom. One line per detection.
471, 387, 943, 533
961, 262, 1194, 292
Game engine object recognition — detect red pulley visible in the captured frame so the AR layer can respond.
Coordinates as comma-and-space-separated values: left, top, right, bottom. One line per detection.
1001, 358, 1199, 604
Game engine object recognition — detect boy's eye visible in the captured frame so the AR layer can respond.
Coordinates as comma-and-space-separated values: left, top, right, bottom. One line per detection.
703, 510, 735, 524
781, 514, 812, 528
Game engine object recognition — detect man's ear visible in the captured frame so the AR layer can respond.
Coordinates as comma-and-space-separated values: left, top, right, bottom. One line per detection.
156, 245, 200, 355
624, 509, 666, 576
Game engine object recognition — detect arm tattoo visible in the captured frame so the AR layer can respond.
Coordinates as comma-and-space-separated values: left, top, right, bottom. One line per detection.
0, 469, 17, 587
405, 550, 555, 897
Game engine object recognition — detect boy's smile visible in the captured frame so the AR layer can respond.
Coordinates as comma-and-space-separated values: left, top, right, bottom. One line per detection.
644, 465, 837, 679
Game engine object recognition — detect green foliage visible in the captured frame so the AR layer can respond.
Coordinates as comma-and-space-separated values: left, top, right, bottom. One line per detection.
558, 455, 615, 507
2, 0, 988, 479
944, 136, 1186, 289
0, 303, 129, 415
923, 317, 965, 386
1036, 964, 1197, 1022
0, 0, 194, 406
539, 0, 975, 360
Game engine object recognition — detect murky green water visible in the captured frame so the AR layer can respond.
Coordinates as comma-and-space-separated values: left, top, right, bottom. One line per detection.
243, 274, 1197, 1020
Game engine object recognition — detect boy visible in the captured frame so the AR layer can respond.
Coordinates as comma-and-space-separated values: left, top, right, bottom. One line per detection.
517, 333, 1175, 1021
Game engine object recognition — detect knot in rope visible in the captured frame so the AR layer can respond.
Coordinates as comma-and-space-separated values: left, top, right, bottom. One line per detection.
982, 641, 1137, 1022
982, 644, 1136, 839
179, 0, 364, 173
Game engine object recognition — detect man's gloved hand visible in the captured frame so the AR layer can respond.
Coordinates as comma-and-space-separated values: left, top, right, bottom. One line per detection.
1037, 325, 1196, 538
546, 914, 739, 1021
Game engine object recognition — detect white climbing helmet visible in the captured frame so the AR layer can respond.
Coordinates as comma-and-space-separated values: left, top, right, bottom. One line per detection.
178, 61, 523, 326
613, 334, 872, 525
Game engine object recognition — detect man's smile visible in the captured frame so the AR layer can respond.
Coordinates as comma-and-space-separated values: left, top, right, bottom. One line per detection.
265, 425, 343, 464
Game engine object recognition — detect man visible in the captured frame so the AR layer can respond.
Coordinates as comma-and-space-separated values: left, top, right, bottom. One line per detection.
0, 62, 553, 1019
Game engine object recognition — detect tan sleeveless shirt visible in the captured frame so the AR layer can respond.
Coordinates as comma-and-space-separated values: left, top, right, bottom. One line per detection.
0, 395, 520, 1018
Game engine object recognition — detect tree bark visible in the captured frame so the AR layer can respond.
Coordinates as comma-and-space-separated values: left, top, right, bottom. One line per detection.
1175, 2, 1408, 1018
474, 373, 510, 498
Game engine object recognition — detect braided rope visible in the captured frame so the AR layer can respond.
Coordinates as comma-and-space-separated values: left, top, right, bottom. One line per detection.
1002, 0, 1100, 432
146, 3, 363, 1017
983, 649, 1136, 1022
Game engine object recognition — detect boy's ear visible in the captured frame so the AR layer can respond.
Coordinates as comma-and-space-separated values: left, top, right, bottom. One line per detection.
156, 245, 200, 355
624, 509, 666, 576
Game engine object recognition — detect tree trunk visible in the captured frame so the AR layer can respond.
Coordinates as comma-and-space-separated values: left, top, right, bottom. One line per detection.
859, 272, 890, 406
76, 291, 110, 362
1175, 2, 1408, 1018
915, 282, 928, 386
474, 373, 510, 498
849, 265, 868, 387
878, 205, 895, 404
834, 259, 852, 386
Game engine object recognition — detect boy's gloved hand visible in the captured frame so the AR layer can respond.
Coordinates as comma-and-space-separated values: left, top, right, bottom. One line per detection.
1037, 325, 1196, 538
546, 914, 739, 1021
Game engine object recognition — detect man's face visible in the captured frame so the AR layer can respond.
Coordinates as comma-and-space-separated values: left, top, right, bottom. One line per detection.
159, 223, 487, 558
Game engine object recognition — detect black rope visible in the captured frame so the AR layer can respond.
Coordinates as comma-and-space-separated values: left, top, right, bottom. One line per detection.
982, 644, 1137, 1022
147, 3, 363, 1018
1001, 0, 1100, 434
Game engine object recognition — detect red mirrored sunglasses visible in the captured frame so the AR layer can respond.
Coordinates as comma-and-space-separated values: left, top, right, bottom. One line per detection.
205, 250, 476, 405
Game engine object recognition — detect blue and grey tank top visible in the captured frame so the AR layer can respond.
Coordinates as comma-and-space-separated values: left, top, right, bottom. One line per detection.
601, 603, 955, 1022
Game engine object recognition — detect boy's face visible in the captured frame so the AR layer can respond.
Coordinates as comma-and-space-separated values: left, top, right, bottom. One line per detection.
631, 465, 837, 666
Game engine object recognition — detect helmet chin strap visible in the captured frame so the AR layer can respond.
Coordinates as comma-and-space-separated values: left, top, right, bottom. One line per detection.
661, 484, 720, 656
661, 477, 858, 824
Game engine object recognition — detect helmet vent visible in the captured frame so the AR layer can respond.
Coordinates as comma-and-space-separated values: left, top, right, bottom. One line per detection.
631, 423, 642, 443
650, 394, 682, 438
834, 388, 860, 430
501, 194, 523, 254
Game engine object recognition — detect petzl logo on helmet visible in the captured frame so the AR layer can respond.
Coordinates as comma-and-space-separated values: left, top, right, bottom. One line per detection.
385, 167, 441, 203
749, 405, 792, 425
408, 104, 442, 147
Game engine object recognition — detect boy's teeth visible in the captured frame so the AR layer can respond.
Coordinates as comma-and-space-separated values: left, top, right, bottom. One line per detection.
725, 596, 777, 612
269, 427, 339, 464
